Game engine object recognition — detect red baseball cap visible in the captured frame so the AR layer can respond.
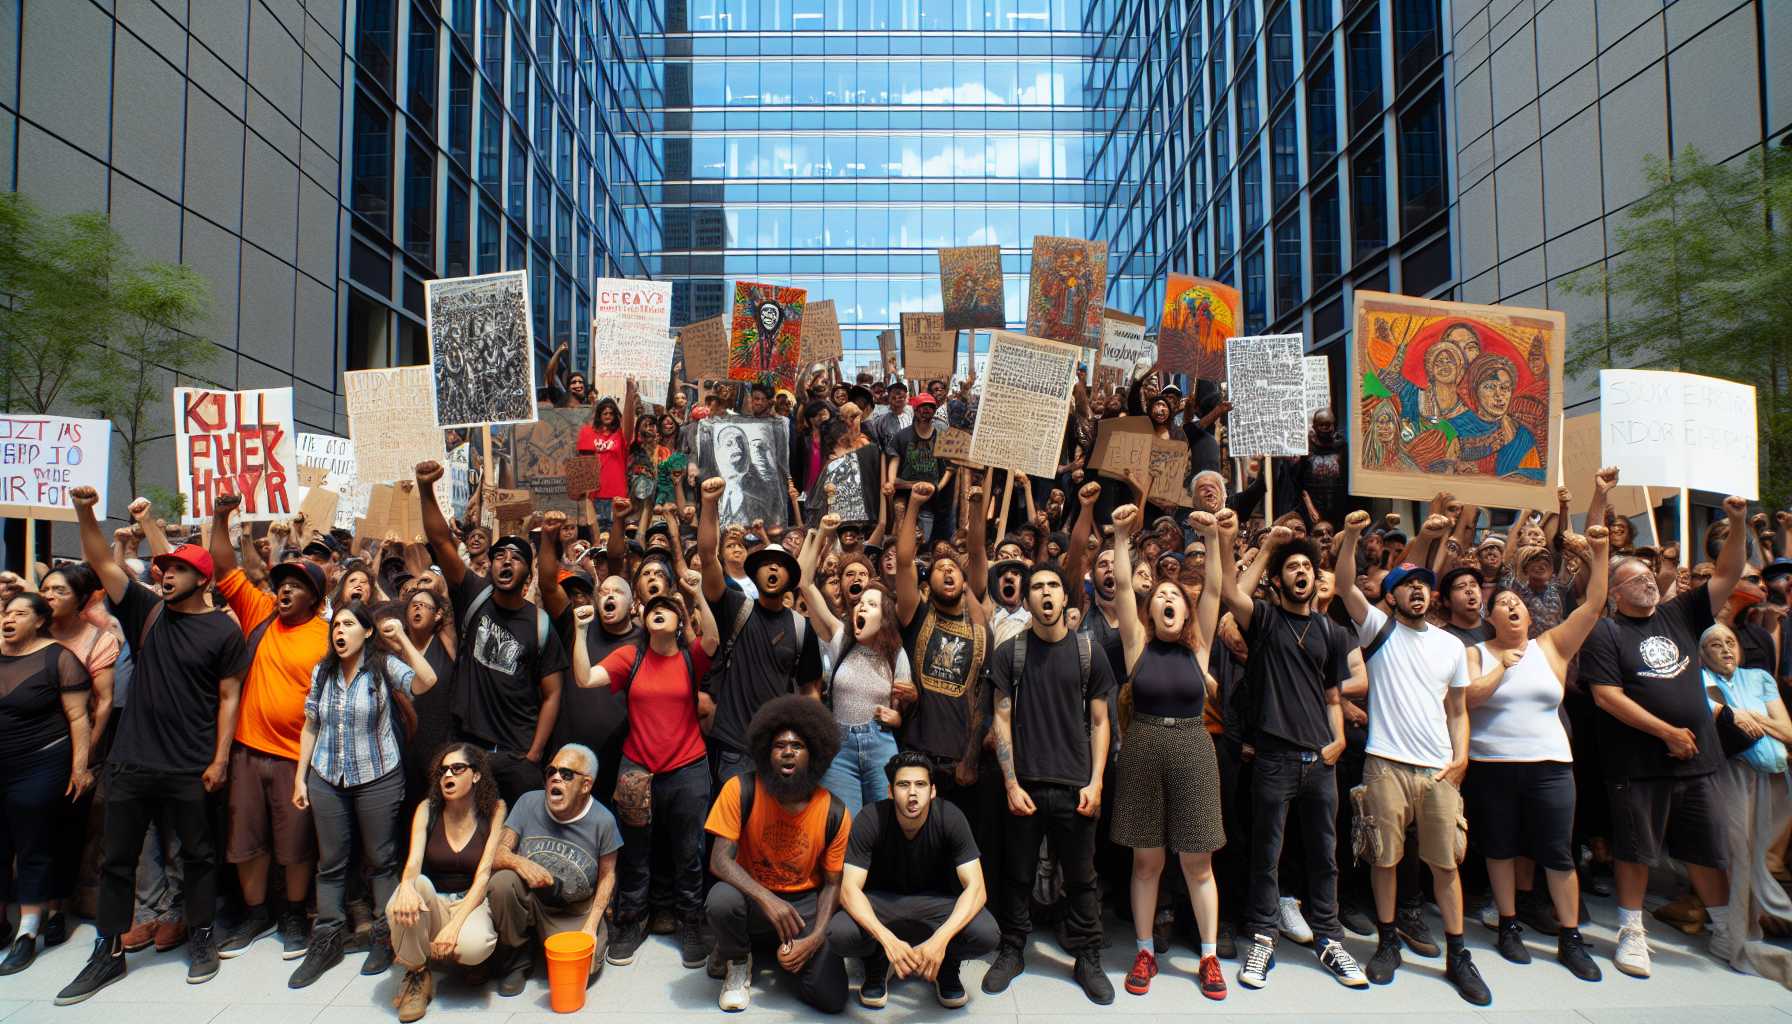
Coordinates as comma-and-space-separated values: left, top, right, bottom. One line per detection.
152, 543, 216, 581
910, 393, 938, 410
691, 406, 711, 421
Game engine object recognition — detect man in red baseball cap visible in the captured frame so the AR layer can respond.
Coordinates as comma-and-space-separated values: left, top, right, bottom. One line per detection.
883, 390, 954, 545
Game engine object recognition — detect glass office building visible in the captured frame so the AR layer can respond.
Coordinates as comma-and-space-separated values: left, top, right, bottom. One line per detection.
642, 0, 1100, 369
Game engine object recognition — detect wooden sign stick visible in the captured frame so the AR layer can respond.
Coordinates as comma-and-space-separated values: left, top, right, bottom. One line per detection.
1641, 485, 1658, 547
995, 470, 1016, 535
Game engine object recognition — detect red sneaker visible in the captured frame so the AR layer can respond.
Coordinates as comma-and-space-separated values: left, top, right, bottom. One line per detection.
1124, 949, 1157, 995
1199, 954, 1228, 1000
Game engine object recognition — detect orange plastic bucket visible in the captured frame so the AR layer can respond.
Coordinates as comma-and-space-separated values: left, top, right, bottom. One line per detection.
543, 930, 595, 1012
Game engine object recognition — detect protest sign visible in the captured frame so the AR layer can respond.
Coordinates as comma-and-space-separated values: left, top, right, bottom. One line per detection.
1157, 274, 1240, 381
1091, 416, 1154, 482
1147, 440, 1192, 507
590, 278, 674, 405
512, 404, 586, 514
804, 299, 843, 362
1304, 355, 1331, 417
681, 314, 730, 381
901, 312, 958, 382
698, 416, 791, 527
935, 426, 974, 464
1098, 310, 1151, 381
877, 330, 898, 376
1561, 412, 1652, 520
1599, 369, 1758, 499
446, 443, 473, 518
565, 455, 603, 499
1025, 236, 1108, 347
969, 331, 1079, 478
0, 413, 110, 522
820, 451, 870, 522
1226, 335, 1309, 457
425, 270, 537, 428
344, 366, 447, 499
295, 468, 339, 537
173, 387, 296, 523
294, 432, 365, 531
939, 245, 1005, 330
729, 281, 805, 390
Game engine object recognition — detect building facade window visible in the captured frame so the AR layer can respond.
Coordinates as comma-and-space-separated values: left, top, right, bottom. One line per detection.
1307, 56, 1336, 172
1347, 9, 1382, 136
1398, 86, 1445, 232
353, 91, 393, 231
1352, 137, 1388, 260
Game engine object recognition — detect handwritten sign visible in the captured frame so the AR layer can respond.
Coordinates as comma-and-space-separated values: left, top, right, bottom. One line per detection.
1599, 369, 1758, 499
512, 404, 585, 514
591, 278, 674, 404
934, 426, 974, 464
294, 433, 366, 531
172, 387, 295, 523
901, 312, 958, 382
1091, 416, 1155, 482
1225, 334, 1309, 457
968, 331, 1079, 478
1304, 355, 1331, 417
0, 414, 110, 522
565, 455, 603, 498
1561, 412, 1652, 519
447, 442, 473, 518
877, 329, 898, 377
680, 315, 730, 381
804, 299, 843, 362
345, 366, 447, 489
1146, 441, 1192, 507
1099, 311, 1152, 379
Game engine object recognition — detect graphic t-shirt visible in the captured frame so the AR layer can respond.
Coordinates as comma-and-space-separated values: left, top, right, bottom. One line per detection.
217, 568, 328, 761
503, 790, 623, 909
705, 775, 850, 894
448, 573, 569, 753
1579, 583, 1721, 780
846, 799, 979, 897
900, 606, 987, 760
885, 425, 944, 489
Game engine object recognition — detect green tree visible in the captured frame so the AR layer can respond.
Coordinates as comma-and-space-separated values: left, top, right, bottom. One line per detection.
1560, 146, 1792, 508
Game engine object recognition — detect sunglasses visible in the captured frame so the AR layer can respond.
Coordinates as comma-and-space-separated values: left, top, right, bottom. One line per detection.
438, 762, 472, 778
545, 765, 587, 783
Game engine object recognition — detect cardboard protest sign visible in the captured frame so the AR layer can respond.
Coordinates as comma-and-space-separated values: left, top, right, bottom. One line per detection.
296, 477, 339, 537
939, 245, 1005, 330
729, 281, 806, 390
591, 278, 674, 405
1025, 236, 1108, 347
0, 414, 110, 522
1091, 416, 1154, 482
804, 299, 843, 362
173, 387, 296, 523
1147, 440, 1192, 508
698, 416, 790, 527
344, 366, 447, 501
1599, 369, 1758, 499
564, 455, 603, 499
493, 488, 534, 528
1226, 335, 1309, 457
934, 426, 974, 464
511, 404, 585, 514
294, 432, 365, 531
446, 443, 473, 519
1561, 412, 1652, 520
1098, 310, 1151, 380
681, 314, 731, 381
1304, 355, 1331, 417
820, 451, 871, 522
1157, 273, 1240, 381
425, 270, 537, 428
969, 331, 1079, 478
900, 312, 958, 382
877, 330, 898, 376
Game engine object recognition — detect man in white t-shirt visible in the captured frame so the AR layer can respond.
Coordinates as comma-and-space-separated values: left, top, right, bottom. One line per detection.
1336, 511, 1488, 1007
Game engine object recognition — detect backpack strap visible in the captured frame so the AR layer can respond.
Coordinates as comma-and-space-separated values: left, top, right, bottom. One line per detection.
737, 770, 755, 829
736, 772, 846, 861
136, 595, 165, 653
1077, 631, 1092, 691
1362, 612, 1399, 664
460, 585, 495, 634
822, 790, 846, 851
536, 607, 550, 651
245, 615, 276, 665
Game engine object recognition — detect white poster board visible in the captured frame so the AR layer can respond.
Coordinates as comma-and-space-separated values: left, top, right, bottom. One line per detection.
968, 331, 1080, 478
1225, 334, 1309, 457
173, 386, 297, 523
590, 278, 674, 405
1304, 355, 1330, 417
0, 413, 111, 522
1099, 311, 1154, 376
294, 433, 367, 531
1599, 369, 1758, 499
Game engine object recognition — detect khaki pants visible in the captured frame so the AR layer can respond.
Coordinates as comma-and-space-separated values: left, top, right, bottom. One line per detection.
385, 875, 498, 969
487, 869, 606, 975
1358, 755, 1466, 870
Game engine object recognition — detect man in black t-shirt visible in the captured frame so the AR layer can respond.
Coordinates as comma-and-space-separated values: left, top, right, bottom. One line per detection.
418, 461, 569, 805
1438, 567, 1493, 646
884, 393, 954, 544
1581, 495, 1749, 979
58, 488, 251, 1005
829, 752, 997, 1010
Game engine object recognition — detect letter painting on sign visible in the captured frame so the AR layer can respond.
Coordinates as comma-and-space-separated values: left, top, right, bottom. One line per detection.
1025, 236, 1108, 347
1225, 335, 1309, 458
591, 278, 674, 405
939, 245, 1005, 330
1598, 369, 1758, 500
969, 331, 1080, 479
1156, 273, 1240, 382
900, 312, 958, 382
425, 270, 538, 429
1348, 291, 1563, 509
0, 413, 111, 522
173, 387, 297, 523
729, 281, 806, 390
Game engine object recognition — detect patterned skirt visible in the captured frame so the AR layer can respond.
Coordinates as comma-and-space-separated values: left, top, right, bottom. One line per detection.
1111, 714, 1226, 854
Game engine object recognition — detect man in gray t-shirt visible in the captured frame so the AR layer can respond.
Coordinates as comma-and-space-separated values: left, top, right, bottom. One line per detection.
487, 744, 623, 994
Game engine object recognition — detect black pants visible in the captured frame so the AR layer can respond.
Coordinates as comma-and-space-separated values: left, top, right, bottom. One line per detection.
1245, 749, 1342, 944
999, 781, 1100, 953
1214, 737, 1251, 924
99, 763, 217, 936
616, 758, 710, 920
705, 882, 847, 1013
825, 891, 999, 963
1, 739, 71, 904
481, 749, 544, 807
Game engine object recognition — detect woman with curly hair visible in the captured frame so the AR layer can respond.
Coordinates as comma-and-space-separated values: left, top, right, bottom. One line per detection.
386, 743, 507, 1021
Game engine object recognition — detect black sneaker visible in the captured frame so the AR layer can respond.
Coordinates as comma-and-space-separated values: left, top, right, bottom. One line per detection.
0, 935, 36, 976
187, 925, 220, 984
1396, 906, 1440, 957
1445, 947, 1492, 1005
608, 916, 648, 966
1366, 934, 1402, 984
1073, 950, 1114, 1005
1237, 933, 1275, 988
678, 914, 709, 969
288, 927, 345, 989
858, 951, 889, 1008
497, 943, 532, 996
936, 959, 968, 1008
279, 909, 310, 960
1216, 920, 1237, 959
1518, 891, 1560, 936
1556, 928, 1601, 981
1339, 902, 1377, 937
981, 943, 1024, 994
43, 912, 69, 947
54, 935, 125, 1005
1496, 920, 1531, 964
361, 920, 394, 975
1316, 938, 1369, 988
218, 908, 275, 959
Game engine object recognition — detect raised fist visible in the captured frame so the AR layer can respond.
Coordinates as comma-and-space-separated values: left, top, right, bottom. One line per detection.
820, 513, 841, 531
1268, 525, 1294, 546
1188, 510, 1217, 534
70, 486, 100, 509
1079, 481, 1101, 504
701, 477, 725, 500
612, 497, 633, 519
1556, 486, 1572, 506
1595, 467, 1619, 494
1382, 512, 1401, 530
912, 481, 936, 502
1111, 504, 1140, 531
269, 519, 291, 537
680, 569, 703, 592
1586, 524, 1609, 550
127, 496, 151, 519
1215, 509, 1238, 536
1343, 510, 1372, 532
572, 604, 596, 626
214, 493, 242, 515
1724, 495, 1749, 519
542, 510, 567, 532
1421, 513, 1451, 536
378, 619, 405, 645
415, 461, 445, 485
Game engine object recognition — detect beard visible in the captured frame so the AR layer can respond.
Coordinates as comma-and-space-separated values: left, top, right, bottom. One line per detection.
754, 754, 821, 803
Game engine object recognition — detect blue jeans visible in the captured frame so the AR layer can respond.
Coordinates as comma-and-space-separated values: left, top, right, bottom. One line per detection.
820, 723, 898, 816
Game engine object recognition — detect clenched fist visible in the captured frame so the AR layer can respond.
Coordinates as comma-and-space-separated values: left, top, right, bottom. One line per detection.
701, 477, 726, 500
214, 493, 243, 514
70, 486, 101, 509
1343, 510, 1372, 533
912, 481, 936, 502
415, 461, 445, 485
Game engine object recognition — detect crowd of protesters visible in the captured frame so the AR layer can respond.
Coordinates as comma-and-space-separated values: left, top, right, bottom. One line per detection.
2, 360, 1790, 1018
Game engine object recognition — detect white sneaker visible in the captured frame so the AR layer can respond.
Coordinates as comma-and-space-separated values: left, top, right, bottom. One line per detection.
1478, 901, 1499, 930
719, 955, 752, 1011
1614, 923, 1651, 978
1317, 939, 1369, 988
1278, 896, 1314, 945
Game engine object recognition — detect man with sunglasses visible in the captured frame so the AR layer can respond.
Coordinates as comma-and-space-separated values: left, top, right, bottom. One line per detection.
486, 744, 622, 996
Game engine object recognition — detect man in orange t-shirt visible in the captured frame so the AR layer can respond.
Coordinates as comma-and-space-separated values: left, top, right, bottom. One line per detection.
207, 496, 330, 960
704, 695, 849, 1013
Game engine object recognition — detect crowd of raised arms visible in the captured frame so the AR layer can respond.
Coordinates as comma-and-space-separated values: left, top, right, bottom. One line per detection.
4, 362, 1792, 1019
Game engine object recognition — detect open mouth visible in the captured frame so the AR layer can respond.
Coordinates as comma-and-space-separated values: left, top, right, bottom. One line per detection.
854, 613, 867, 633
333, 636, 349, 653
776, 760, 799, 777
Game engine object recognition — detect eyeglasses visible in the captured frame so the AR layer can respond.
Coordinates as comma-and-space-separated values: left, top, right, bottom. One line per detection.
438, 762, 472, 778
544, 765, 587, 783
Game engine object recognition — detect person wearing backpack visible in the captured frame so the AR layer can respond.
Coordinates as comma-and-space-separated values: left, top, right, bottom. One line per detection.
569, 568, 719, 971
704, 694, 850, 1013
415, 460, 569, 806
982, 561, 1118, 1005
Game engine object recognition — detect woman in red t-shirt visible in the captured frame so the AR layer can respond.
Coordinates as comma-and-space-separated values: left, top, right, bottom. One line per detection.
577, 380, 637, 526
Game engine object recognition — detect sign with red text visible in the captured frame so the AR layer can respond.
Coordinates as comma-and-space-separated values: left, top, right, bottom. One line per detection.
591, 278, 674, 405
172, 386, 296, 523
0, 413, 111, 522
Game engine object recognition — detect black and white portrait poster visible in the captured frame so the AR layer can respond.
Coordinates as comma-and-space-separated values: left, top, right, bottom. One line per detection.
426, 270, 538, 429
822, 450, 870, 521
698, 416, 789, 528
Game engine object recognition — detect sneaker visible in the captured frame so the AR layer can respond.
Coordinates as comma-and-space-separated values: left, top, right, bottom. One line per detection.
218, 908, 275, 959
1073, 950, 1114, 1005
154, 917, 189, 952
496, 942, 532, 996
1518, 891, 1560, 936
43, 912, 69, 947
649, 908, 677, 935
1366, 934, 1402, 984
1216, 919, 1238, 958
719, 955, 752, 1012
981, 944, 1024, 994
361, 921, 395, 975
1198, 954, 1227, 1000
1152, 906, 1173, 954
1277, 896, 1314, 945
0, 935, 36, 976
936, 959, 968, 1008
607, 916, 648, 966
1496, 920, 1531, 964
54, 935, 126, 1006
187, 925, 220, 984
1614, 923, 1651, 978
395, 966, 433, 1023
121, 919, 157, 953
1444, 948, 1492, 1006
1123, 948, 1157, 995
1710, 922, 1738, 964
1237, 932, 1275, 989
288, 927, 345, 989
1339, 903, 1376, 938
1317, 938, 1369, 988
1557, 928, 1601, 981
859, 951, 889, 1008
1396, 906, 1440, 957
279, 910, 310, 960
678, 914, 709, 969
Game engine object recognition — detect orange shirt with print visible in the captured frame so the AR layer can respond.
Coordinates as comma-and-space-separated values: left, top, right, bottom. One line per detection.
216, 569, 329, 761
703, 775, 849, 894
